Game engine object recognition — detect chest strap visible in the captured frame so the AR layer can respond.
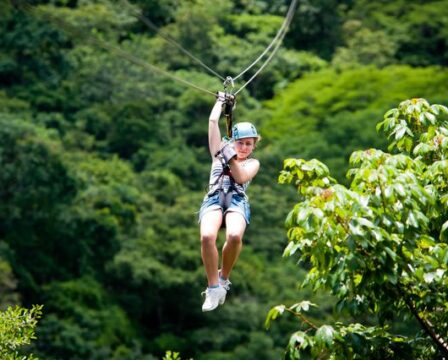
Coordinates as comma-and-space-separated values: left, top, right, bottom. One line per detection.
208, 165, 245, 207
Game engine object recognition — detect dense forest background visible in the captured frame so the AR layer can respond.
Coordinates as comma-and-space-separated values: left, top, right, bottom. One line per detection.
1, 0, 447, 359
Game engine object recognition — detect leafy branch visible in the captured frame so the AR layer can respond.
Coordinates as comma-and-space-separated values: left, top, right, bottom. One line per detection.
272, 99, 448, 358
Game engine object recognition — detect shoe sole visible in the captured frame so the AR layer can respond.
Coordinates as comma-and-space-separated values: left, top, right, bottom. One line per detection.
202, 293, 226, 312
202, 305, 218, 312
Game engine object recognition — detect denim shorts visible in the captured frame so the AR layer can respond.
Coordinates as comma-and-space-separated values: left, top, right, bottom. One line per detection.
198, 191, 251, 224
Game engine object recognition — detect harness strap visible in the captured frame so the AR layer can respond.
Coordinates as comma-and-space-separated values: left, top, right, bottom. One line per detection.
208, 164, 245, 208
218, 190, 234, 210
222, 91, 235, 138
224, 103, 233, 138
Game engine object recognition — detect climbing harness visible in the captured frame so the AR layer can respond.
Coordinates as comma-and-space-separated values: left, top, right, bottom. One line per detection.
209, 120, 258, 210
208, 157, 247, 210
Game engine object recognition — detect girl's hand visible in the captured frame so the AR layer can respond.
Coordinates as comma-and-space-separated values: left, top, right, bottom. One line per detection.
216, 91, 227, 103
217, 141, 237, 164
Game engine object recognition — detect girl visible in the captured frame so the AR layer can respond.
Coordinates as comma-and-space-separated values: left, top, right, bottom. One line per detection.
198, 94, 260, 312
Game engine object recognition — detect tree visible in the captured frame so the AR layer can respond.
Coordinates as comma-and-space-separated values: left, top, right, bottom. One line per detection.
34, 277, 138, 360
260, 66, 448, 183
267, 98, 448, 358
332, 21, 397, 69
342, 0, 448, 66
283, 0, 351, 60
0, 305, 42, 360
0, 243, 20, 308
0, 117, 79, 288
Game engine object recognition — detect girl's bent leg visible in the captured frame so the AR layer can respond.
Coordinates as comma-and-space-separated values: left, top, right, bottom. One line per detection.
200, 210, 223, 286
221, 212, 246, 280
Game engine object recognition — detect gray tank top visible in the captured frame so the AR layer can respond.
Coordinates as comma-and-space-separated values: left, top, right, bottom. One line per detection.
207, 159, 251, 196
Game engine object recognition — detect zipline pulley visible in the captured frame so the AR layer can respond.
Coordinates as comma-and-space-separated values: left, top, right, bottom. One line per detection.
223, 76, 235, 92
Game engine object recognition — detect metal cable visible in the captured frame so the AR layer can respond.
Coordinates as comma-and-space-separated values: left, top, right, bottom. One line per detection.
18, 2, 216, 97
120, 0, 226, 81
89, 40, 216, 96
233, 0, 298, 82
18, 0, 296, 98
234, 0, 297, 95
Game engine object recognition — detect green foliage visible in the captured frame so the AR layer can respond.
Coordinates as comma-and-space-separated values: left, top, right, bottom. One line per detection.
231, 0, 288, 15
0, 305, 42, 360
34, 277, 138, 360
272, 99, 448, 358
149, 0, 229, 72
284, 0, 351, 60
0, 243, 20, 308
343, 0, 448, 66
162, 350, 192, 360
37, 1, 136, 36
129, 0, 180, 29
332, 21, 397, 69
163, 351, 180, 360
261, 66, 448, 182
0, 117, 79, 285
0, 91, 30, 114
0, 6, 71, 111
2, 0, 448, 359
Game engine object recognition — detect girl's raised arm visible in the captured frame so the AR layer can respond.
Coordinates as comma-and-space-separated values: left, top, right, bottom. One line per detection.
208, 99, 224, 158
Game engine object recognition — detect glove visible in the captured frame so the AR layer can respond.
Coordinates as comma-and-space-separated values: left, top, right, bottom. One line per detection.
217, 141, 237, 164
216, 91, 227, 103
216, 92, 236, 107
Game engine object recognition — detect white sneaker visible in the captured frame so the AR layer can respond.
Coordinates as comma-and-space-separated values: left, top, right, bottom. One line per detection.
219, 277, 232, 291
218, 269, 232, 291
201, 286, 227, 312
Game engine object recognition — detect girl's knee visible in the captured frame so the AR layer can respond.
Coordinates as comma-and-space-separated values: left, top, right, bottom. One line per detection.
226, 232, 242, 245
201, 233, 217, 246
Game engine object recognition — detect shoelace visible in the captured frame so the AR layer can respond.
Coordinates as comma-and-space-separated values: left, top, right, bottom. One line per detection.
221, 279, 232, 291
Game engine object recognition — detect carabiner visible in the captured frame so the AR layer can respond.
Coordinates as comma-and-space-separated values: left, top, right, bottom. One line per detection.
223, 76, 235, 93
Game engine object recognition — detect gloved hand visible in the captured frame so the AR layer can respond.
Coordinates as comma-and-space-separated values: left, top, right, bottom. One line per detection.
216, 91, 227, 103
216, 92, 235, 106
217, 141, 237, 164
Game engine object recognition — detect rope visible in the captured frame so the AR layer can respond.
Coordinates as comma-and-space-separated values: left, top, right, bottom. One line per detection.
16, 0, 297, 99
120, 0, 226, 81
91, 40, 216, 96
18, 2, 216, 97
120, 0, 298, 95
232, 0, 298, 82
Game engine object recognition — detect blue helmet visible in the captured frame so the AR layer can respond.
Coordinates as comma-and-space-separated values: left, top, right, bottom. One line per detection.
232, 122, 258, 140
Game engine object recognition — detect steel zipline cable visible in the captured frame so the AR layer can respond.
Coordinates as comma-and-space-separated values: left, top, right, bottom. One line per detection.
232, 0, 297, 83
119, 0, 227, 81
16, 0, 297, 97
123, 0, 298, 94
234, 0, 297, 95
121, 0, 297, 92
17, 1, 216, 96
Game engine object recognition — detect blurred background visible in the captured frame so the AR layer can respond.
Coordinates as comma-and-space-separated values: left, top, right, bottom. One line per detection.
1, 0, 447, 358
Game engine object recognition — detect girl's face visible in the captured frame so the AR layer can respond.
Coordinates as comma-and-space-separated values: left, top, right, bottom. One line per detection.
234, 138, 256, 159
